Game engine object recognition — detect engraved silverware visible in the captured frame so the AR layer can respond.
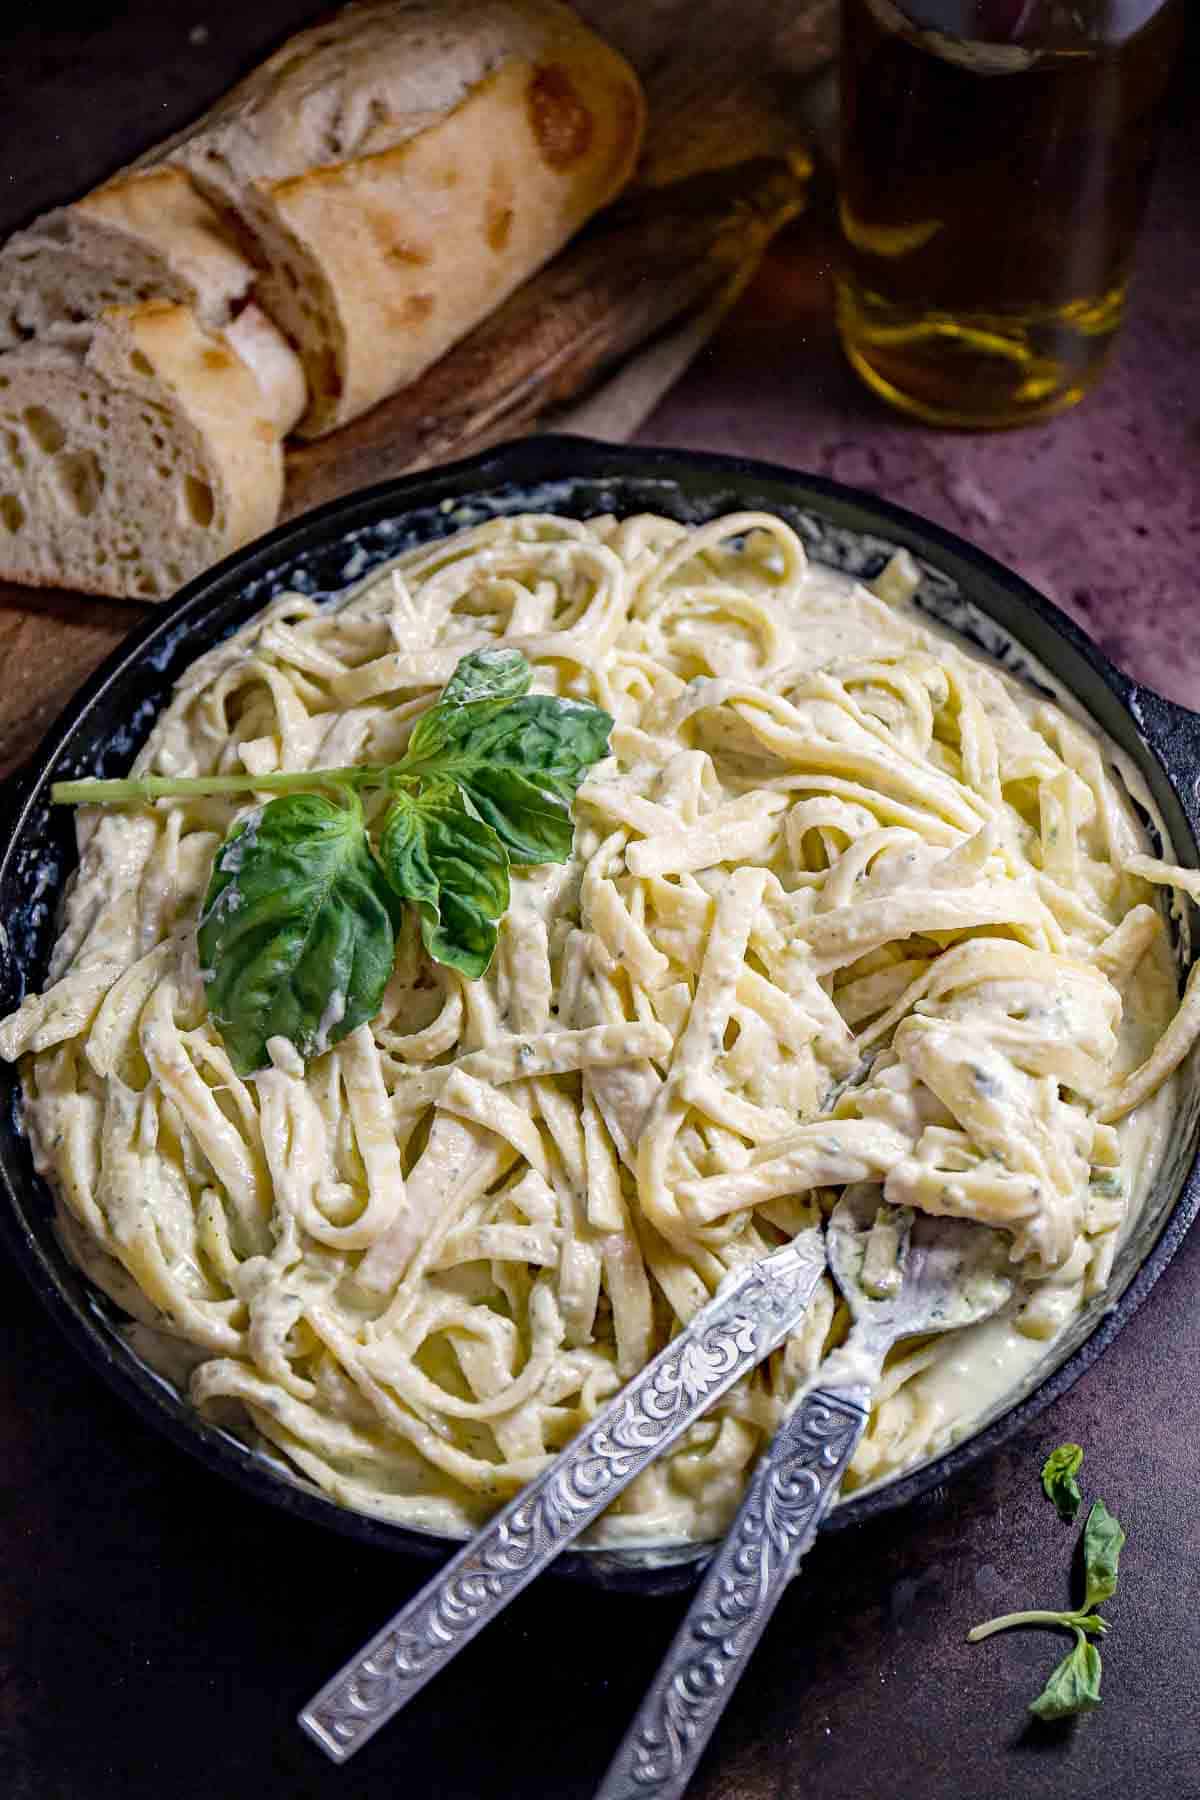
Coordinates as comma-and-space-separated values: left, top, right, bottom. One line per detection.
593, 1188, 1015, 1799
299, 1228, 828, 1763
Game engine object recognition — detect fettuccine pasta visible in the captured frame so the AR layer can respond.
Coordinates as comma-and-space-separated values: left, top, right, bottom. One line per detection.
2, 510, 1194, 1545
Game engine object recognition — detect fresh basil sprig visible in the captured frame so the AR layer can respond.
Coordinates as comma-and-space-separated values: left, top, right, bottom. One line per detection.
968, 1490, 1126, 1723
380, 646, 612, 961
1041, 1442, 1085, 1523
55, 648, 612, 1073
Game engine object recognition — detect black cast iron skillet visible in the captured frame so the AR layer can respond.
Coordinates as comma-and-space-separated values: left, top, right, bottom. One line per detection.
2, 437, 1199, 1594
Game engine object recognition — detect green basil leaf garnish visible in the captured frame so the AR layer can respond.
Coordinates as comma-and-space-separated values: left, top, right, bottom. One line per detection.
463, 763, 578, 865
392, 655, 612, 866
1081, 1499, 1125, 1613
378, 782, 510, 980
56, 648, 612, 1071
401, 645, 533, 766
1028, 1630, 1103, 1722
197, 791, 403, 1075
1041, 1443, 1085, 1523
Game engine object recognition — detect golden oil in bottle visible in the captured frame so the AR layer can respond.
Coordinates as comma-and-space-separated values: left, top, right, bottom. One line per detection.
837, 0, 1184, 428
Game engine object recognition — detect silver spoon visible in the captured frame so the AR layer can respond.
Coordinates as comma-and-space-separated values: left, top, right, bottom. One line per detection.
594, 1189, 1015, 1800
298, 1230, 828, 1762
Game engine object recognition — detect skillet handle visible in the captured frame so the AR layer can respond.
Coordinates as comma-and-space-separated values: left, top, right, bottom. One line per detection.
592, 1384, 870, 1800
1116, 678, 1200, 844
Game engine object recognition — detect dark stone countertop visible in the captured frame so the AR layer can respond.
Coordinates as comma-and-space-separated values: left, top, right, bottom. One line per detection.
1, 9, 1199, 1800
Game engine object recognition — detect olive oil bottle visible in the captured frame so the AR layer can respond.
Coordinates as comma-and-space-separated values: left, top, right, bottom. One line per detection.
837, 0, 1184, 428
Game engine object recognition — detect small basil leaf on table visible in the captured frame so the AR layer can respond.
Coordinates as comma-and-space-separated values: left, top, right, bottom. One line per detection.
379, 782, 510, 980
197, 792, 402, 1075
1041, 1442, 1085, 1522
1082, 1499, 1125, 1611
968, 1462, 1127, 1723
1028, 1630, 1103, 1721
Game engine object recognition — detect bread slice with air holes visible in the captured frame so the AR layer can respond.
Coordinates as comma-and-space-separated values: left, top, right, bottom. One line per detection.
153, 0, 645, 437
0, 167, 307, 436
0, 168, 254, 346
0, 300, 285, 600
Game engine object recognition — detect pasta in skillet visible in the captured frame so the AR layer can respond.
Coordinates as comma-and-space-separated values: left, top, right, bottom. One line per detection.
3, 509, 1196, 1545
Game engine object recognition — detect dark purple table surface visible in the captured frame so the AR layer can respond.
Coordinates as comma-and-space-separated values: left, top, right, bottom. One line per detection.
1, 8, 1199, 1800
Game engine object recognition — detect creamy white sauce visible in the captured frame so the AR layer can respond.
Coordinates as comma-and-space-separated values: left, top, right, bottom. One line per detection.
1, 509, 1191, 1550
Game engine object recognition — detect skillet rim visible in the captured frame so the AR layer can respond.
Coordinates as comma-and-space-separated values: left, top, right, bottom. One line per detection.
2, 434, 1198, 1592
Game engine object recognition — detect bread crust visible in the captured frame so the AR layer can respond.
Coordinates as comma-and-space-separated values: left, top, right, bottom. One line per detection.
247, 47, 642, 433
162, 0, 645, 435
0, 168, 255, 346
76, 169, 257, 325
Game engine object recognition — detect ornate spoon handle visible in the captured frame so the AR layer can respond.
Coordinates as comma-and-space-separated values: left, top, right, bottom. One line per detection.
593, 1381, 870, 1800
299, 1232, 826, 1764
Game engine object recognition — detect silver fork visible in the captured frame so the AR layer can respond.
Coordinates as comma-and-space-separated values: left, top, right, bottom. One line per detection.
593, 1188, 1015, 1800
298, 1229, 828, 1763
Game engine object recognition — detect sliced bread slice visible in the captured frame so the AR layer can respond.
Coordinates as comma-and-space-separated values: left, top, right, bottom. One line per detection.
0, 167, 256, 347
0, 300, 285, 600
0, 170, 307, 436
224, 303, 308, 435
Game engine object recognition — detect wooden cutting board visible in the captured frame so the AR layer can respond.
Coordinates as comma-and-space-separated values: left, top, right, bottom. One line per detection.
0, 0, 836, 779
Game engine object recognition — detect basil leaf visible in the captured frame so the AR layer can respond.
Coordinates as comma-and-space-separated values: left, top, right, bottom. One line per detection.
1041, 1443, 1084, 1522
439, 644, 533, 709
1028, 1630, 1103, 1721
395, 652, 612, 865
198, 793, 402, 1075
404, 683, 611, 792
1082, 1499, 1125, 1612
460, 693, 615, 797
190, 652, 610, 1057
379, 782, 509, 979
402, 646, 532, 765
465, 764, 577, 864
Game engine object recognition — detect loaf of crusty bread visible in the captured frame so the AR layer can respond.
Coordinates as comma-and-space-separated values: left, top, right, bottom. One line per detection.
0, 302, 287, 598
0, 0, 644, 597
152, 0, 645, 436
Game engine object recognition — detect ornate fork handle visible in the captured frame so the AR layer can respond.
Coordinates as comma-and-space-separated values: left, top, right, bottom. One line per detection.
299, 1233, 826, 1764
593, 1382, 871, 1800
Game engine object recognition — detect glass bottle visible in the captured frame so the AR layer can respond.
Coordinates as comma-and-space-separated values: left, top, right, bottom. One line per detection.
837, 0, 1185, 428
